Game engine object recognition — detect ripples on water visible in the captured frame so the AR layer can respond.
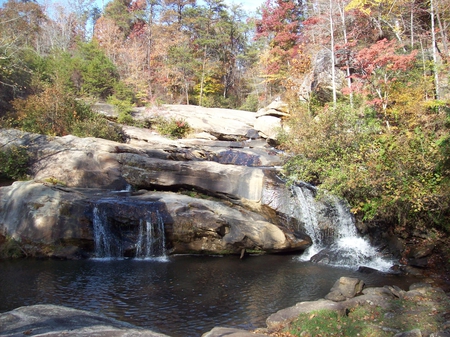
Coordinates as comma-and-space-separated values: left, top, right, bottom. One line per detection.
0, 255, 419, 337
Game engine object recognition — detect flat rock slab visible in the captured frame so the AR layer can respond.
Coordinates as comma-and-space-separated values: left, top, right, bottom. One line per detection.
202, 327, 269, 337
0, 304, 170, 337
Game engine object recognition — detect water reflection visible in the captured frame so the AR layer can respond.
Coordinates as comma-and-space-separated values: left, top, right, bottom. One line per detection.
0, 255, 419, 337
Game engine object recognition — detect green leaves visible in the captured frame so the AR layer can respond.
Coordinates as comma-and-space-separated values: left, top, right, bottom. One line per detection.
0, 145, 30, 180
281, 97, 450, 232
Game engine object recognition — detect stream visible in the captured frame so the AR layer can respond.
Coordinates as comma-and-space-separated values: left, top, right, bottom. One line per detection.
0, 255, 419, 337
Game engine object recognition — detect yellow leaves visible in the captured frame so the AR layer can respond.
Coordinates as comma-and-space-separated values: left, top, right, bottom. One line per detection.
345, 0, 384, 15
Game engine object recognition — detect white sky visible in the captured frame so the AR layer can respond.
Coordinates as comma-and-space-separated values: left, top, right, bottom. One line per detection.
0, 0, 265, 15
226, 0, 265, 13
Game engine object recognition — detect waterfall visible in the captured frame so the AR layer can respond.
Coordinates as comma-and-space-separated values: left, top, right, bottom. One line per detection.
92, 204, 166, 259
93, 205, 122, 258
135, 211, 166, 259
293, 185, 393, 271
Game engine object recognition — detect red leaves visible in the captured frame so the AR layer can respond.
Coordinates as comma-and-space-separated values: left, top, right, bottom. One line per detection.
352, 39, 417, 79
255, 0, 303, 77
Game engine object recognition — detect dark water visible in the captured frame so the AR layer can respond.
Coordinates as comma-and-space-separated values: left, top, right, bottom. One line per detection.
0, 255, 419, 337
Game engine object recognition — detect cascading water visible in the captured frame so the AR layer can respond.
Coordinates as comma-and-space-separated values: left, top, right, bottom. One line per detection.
92, 203, 166, 260
292, 185, 393, 271
93, 205, 123, 258
135, 210, 166, 259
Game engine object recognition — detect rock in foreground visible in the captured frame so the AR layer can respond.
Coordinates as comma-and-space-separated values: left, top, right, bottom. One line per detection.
0, 304, 169, 337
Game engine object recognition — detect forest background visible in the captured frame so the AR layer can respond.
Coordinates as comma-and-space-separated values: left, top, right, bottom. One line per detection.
0, 0, 449, 256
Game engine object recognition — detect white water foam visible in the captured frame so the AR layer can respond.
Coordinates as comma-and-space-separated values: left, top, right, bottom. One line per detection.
292, 185, 394, 272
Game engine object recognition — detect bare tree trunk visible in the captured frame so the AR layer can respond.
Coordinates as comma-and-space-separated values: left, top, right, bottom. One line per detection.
329, 0, 337, 109
419, 39, 430, 100
430, 0, 440, 99
337, 0, 353, 108
436, 4, 449, 56
410, 0, 414, 48
199, 46, 207, 106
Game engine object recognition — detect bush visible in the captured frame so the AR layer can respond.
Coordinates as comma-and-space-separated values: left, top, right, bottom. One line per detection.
0, 145, 29, 180
239, 94, 259, 112
71, 115, 125, 142
11, 80, 125, 142
107, 94, 135, 125
154, 116, 191, 139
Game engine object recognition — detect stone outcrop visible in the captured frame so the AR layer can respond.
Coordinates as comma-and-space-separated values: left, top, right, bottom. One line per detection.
292, 48, 346, 103
0, 181, 310, 258
0, 103, 316, 258
0, 304, 170, 337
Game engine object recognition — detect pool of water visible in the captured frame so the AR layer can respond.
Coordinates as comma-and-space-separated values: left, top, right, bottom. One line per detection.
0, 255, 419, 336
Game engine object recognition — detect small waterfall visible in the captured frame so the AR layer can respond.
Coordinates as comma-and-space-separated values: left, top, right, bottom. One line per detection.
93, 205, 122, 258
293, 185, 393, 271
291, 185, 320, 259
135, 211, 166, 259
92, 203, 166, 259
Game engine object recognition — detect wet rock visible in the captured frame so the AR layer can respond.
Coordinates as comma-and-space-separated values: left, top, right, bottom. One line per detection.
0, 304, 169, 337
245, 128, 260, 140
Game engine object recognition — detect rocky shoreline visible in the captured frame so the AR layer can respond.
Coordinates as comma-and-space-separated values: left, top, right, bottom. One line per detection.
1, 277, 449, 337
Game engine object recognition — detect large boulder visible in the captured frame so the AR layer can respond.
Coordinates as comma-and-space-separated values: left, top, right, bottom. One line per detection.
324, 277, 365, 302
294, 49, 346, 103
0, 181, 93, 259
254, 116, 282, 141
0, 304, 169, 337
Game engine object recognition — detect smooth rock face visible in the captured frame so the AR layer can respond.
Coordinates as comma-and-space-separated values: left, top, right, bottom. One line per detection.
117, 153, 266, 201
0, 181, 311, 258
0, 304, 169, 337
0, 103, 324, 258
0, 181, 93, 258
254, 116, 282, 140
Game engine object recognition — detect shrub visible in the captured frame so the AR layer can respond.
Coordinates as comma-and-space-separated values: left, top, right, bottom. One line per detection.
239, 94, 259, 112
0, 236, 25, 259
11, 80, 125, 142
107, 94, 135, 125
0, 145, 30, 180
154, 116, 191, 139
280, 98, 450, 232
71, 115, 125, 142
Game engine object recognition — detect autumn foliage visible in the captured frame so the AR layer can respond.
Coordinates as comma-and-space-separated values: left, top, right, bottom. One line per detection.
0, 0, 449, 234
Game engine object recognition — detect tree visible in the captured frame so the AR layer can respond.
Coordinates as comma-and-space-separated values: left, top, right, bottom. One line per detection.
0, 0, 46, 112
161, 0, 195, 26
347, 39, 417, 123
103, 0, 135, 36
255, 0, 303, 98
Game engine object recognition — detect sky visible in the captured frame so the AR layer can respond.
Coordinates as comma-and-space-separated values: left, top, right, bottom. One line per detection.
0, 0, 266, 14
225, 0, 265, 13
